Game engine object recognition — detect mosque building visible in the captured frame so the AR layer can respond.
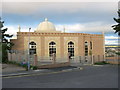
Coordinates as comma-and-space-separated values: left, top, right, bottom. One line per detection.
10, 18, 105, 63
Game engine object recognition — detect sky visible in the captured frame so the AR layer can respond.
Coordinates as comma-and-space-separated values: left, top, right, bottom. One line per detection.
1, 0, 120, 45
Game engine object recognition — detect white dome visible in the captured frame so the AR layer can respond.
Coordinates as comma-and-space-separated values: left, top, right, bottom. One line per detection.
35, 18, 56, 32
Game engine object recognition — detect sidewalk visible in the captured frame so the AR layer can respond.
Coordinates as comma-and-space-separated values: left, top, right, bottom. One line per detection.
1, 64, 49, 76
1, 64, 82, 77
2, 64, 26, 73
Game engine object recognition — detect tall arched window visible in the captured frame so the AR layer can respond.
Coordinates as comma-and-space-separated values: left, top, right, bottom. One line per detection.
68, 41, 74, 58
29, 41, 36, 55
49, 41, 56, 57
85, 41, 88, 56
90, 41, 92, 50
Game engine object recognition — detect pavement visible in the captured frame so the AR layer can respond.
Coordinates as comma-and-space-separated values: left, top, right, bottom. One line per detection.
1, 63, 83, 77
2, 64, 26, 73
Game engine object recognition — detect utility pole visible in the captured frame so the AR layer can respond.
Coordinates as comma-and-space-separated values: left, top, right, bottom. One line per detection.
27, 27, 31, 70
102, 31, 105, 61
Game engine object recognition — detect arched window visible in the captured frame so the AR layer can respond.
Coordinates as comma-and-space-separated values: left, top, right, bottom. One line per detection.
90, 41, 92, 50
68, 41, 74, 58
49, 41, 56, 57
85, 41, 88, 56
29, 41, 36, 55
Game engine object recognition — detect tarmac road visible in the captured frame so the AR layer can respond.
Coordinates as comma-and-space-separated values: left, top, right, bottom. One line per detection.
2, 65, 118, 88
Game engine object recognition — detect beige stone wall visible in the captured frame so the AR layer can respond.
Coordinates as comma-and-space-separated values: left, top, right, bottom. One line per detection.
45, 37, 60, 58
78, 36, 84, 56
24, 36, 41, 58
92, 36, 104, 56
64, 37, 78, 57
11, 32, 104, 62
10, 36, 24, 50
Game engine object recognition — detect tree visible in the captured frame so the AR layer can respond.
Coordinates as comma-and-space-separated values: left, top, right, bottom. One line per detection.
0, 18, 13, 63
112, 9, 120, 36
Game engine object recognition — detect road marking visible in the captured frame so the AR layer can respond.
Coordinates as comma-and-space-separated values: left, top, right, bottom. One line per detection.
93, 65, 103, 66
2, 68, 83, 79
2, 71, 69, 78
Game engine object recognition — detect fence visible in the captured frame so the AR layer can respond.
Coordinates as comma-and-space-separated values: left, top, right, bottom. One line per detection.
7, 50, 106, 67
7, 50, 71, 68
106, 56, 120, 64
69, 55, 105, 66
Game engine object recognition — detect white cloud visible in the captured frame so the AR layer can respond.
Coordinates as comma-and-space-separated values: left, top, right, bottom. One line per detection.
105, 35, 119, 45
82, 24, 112, 32
6, 21, 116, 35
105, 39, 119, 45
5, 24, 119, 45
56, 24, 84, 32
4, 26, 17, 33
2, 2, 117, 16
56, 22, 113, 33
4, 25, 35, 39
105, 36, 119, 40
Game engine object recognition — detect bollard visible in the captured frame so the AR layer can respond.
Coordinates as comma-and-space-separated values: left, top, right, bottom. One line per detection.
53, 53, 56, 64
93, 55, 95, 64
34, 54, 38, 66
103, 55, 104, 61
79, 56, 81, 63
68, 52, 70, 63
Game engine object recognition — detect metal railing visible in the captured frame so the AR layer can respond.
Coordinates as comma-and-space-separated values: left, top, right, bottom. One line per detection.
7, 50, 105, 66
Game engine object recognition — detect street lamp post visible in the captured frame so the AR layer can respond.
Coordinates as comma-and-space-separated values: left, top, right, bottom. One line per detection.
27, 27, 31, 71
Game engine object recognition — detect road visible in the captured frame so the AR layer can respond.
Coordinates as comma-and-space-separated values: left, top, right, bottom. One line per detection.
2, 65, 118, 88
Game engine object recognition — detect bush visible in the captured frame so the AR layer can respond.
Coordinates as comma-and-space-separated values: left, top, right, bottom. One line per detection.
116, 52, 120, 55
2, 43, 8, 63
94, 61, 109, 65
32, 66, 38, 70
6, 60, 38, 70
30, 65, 38, 70
7, 61, 18, 65
22, 64, 28, 68
20, 62, 38, 70
20, 62, 28, 70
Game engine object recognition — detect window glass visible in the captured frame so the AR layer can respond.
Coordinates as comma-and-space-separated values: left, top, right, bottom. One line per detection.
49, 41, 56, 57
85, 42, 88, 56
29, 42, 36, 55
68, 41, 74, 58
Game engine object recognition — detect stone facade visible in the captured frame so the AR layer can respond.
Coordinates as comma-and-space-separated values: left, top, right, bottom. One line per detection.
11, 32, 105, 62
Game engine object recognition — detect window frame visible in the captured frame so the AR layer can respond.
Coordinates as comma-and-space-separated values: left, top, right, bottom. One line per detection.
49, 41, 56, 57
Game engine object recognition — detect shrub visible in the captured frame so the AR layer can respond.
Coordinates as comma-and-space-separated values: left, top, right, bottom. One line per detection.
116, 52, 120, 55
32, 66, 38, 70
2, 43, 8, 63
7, 61, 18, 65
6, 60, 38, 70
94, 61, 109, 65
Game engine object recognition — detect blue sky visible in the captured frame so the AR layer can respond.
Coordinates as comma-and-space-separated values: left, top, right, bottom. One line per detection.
1, 1, 119, 45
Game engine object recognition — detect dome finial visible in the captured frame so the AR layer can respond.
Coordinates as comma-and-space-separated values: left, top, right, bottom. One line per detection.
18, 25, 21, 32
45, 18, 48, 21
